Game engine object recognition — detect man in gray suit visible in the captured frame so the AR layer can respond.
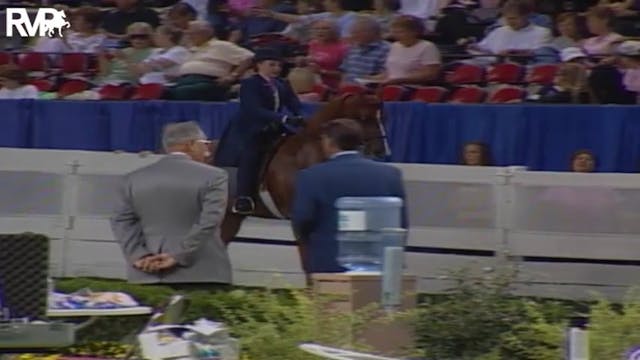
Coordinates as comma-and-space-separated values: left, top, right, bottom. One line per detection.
111, 121, 231, 286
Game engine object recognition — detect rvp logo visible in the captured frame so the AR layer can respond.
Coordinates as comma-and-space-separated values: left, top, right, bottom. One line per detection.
5, 8, 71, 38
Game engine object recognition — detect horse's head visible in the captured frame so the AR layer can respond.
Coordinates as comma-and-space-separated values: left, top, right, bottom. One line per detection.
338, 93, 390, 159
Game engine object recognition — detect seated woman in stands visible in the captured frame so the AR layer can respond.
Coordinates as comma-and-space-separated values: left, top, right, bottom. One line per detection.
366, 15, 441, 85
528, 63, 593, 104
0, 65, 39, 100
582, 6, 624, 57
97, 22, 154, 86
129, 25, 190, 86
298, 19, 348, 89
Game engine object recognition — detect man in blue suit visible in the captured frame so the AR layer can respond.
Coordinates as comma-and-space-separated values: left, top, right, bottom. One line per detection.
214, 48, 304, 214
291, 119, 407, 274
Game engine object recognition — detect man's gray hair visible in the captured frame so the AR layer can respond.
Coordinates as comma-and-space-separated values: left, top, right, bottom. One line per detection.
351, 15, 382, 36
162, 121, 206, 151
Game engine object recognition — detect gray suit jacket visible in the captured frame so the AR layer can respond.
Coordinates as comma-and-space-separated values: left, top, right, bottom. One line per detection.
110, 154, 230, 284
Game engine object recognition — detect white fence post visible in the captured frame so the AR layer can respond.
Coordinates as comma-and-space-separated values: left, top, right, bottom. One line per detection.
60, 159, 81, 278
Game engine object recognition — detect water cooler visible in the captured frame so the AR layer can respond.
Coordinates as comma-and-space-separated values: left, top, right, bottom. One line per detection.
310, 197, 416, 356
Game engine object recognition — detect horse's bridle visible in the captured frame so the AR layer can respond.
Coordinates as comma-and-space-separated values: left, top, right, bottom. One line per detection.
362, 109, 391, 158
340, 94, 391, 158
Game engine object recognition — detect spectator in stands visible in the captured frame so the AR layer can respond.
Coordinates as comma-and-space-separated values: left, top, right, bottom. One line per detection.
372, 0, 401, 36
529, 63, 592, 103
287, 66, 321, 101
297, 0, 323, 14
34, 6, 106, 55
102, 0, 160, 39
259, 0, 358, 38
229, 0, 257, 15
398, 0, 442, 23
599, 0, 639, 16
300, 19, 348, 89
0, 65, 39, 99
560, 47, 592, 66
339, 16, 390, 83
571, 149, 596, 172
467, 0, 551, 64
616, 40, 640, 103
368, 15, 441, 85
98, 22, 154, 85
292, 118, 406, 273
460, 141, 493, 166
182, 0, 209, 19
239, 0, 296, 45
131, 25, 190, 85
165, 2, 198, 31
550, 13, 583, 51
582, 6, 624, 57
484, 0, 553, 34
164, 21, 254, 101
207, 0, 241, 42
111, 121, 231, 287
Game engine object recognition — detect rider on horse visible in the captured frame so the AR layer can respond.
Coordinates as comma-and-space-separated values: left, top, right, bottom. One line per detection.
214, 48, 305, 215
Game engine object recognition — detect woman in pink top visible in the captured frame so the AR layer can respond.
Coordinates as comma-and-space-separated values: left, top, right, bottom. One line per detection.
582, 6, 623, 56
369, 15, 441, 85
303, 19, 348, 89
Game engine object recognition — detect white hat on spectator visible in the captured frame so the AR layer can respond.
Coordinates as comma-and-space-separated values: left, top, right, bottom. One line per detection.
616, 41, 640, 57
560, 47, 588, 62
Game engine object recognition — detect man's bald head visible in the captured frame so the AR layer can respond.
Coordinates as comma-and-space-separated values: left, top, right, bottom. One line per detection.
186, 20, 214, 46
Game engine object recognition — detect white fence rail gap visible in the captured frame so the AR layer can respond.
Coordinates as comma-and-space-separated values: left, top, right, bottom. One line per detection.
1, 148, 639, 300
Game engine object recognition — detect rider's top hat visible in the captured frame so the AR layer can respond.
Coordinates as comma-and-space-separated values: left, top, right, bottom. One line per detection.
253, 48, 283, 63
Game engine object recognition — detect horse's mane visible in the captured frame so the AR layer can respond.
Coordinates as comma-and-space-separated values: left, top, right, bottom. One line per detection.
304, 96, 349, 133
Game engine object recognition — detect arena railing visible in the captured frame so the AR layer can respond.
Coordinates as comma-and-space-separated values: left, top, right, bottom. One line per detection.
0, 147, 639, 300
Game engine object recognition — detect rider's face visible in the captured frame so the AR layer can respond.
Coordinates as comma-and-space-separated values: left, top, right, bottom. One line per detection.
256, 60, 282, 78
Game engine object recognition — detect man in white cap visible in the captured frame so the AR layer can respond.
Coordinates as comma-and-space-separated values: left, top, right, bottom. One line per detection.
560, 47, 590, 65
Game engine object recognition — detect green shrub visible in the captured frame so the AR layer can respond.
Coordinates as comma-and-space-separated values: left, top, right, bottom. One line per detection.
55, 278, 372, 360
589, 289, 640, 359
413, 268, 566, 360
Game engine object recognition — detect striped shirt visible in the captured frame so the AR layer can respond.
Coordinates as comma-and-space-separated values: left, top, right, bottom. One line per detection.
339, 40, 391, 82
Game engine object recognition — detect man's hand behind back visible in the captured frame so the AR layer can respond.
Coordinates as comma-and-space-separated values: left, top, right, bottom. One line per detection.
133, 253, 178, 273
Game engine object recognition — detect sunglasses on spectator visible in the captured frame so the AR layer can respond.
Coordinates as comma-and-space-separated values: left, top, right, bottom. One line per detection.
129, 34, 150, 40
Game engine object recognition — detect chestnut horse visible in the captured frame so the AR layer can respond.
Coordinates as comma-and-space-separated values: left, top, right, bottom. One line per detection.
212, 93, 388, 274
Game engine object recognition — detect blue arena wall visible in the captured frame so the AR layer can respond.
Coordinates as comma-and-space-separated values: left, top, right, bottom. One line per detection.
1, 99, 640, 172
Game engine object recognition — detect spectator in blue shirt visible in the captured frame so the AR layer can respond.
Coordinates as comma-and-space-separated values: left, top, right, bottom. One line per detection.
339, 16, 390, 83
238, 0, 296, 45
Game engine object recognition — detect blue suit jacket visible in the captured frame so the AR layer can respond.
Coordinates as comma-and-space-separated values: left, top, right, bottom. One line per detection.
214, 74, 301, 166
291, 153, 408, 273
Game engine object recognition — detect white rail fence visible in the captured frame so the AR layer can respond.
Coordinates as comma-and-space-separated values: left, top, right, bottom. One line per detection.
1, 148, 639, 300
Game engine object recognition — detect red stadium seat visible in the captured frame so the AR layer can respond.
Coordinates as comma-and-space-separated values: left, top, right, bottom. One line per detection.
487, 86, 526, 103
338, 83, 367, 96
445, 64, 484, 84
448, 86, 486, 103
380, 85, 409, 101
29, 79, 54, 92
0, 52, 12, 65
60, 53, 89, 74
311, 83, 331, 101
57, 79, 90, 98
99, 84, 132, 100
411, 86, 448, 103
526, 64, 558, 85
486, 63, 524, 84
131, 83, 165, 100
16, 52, 47, 72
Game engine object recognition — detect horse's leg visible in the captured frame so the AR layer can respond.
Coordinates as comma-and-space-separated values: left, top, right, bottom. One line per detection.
221, 213, 244, 246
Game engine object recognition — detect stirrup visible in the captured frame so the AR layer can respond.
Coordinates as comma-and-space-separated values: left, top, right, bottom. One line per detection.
232, 197, 255, 215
